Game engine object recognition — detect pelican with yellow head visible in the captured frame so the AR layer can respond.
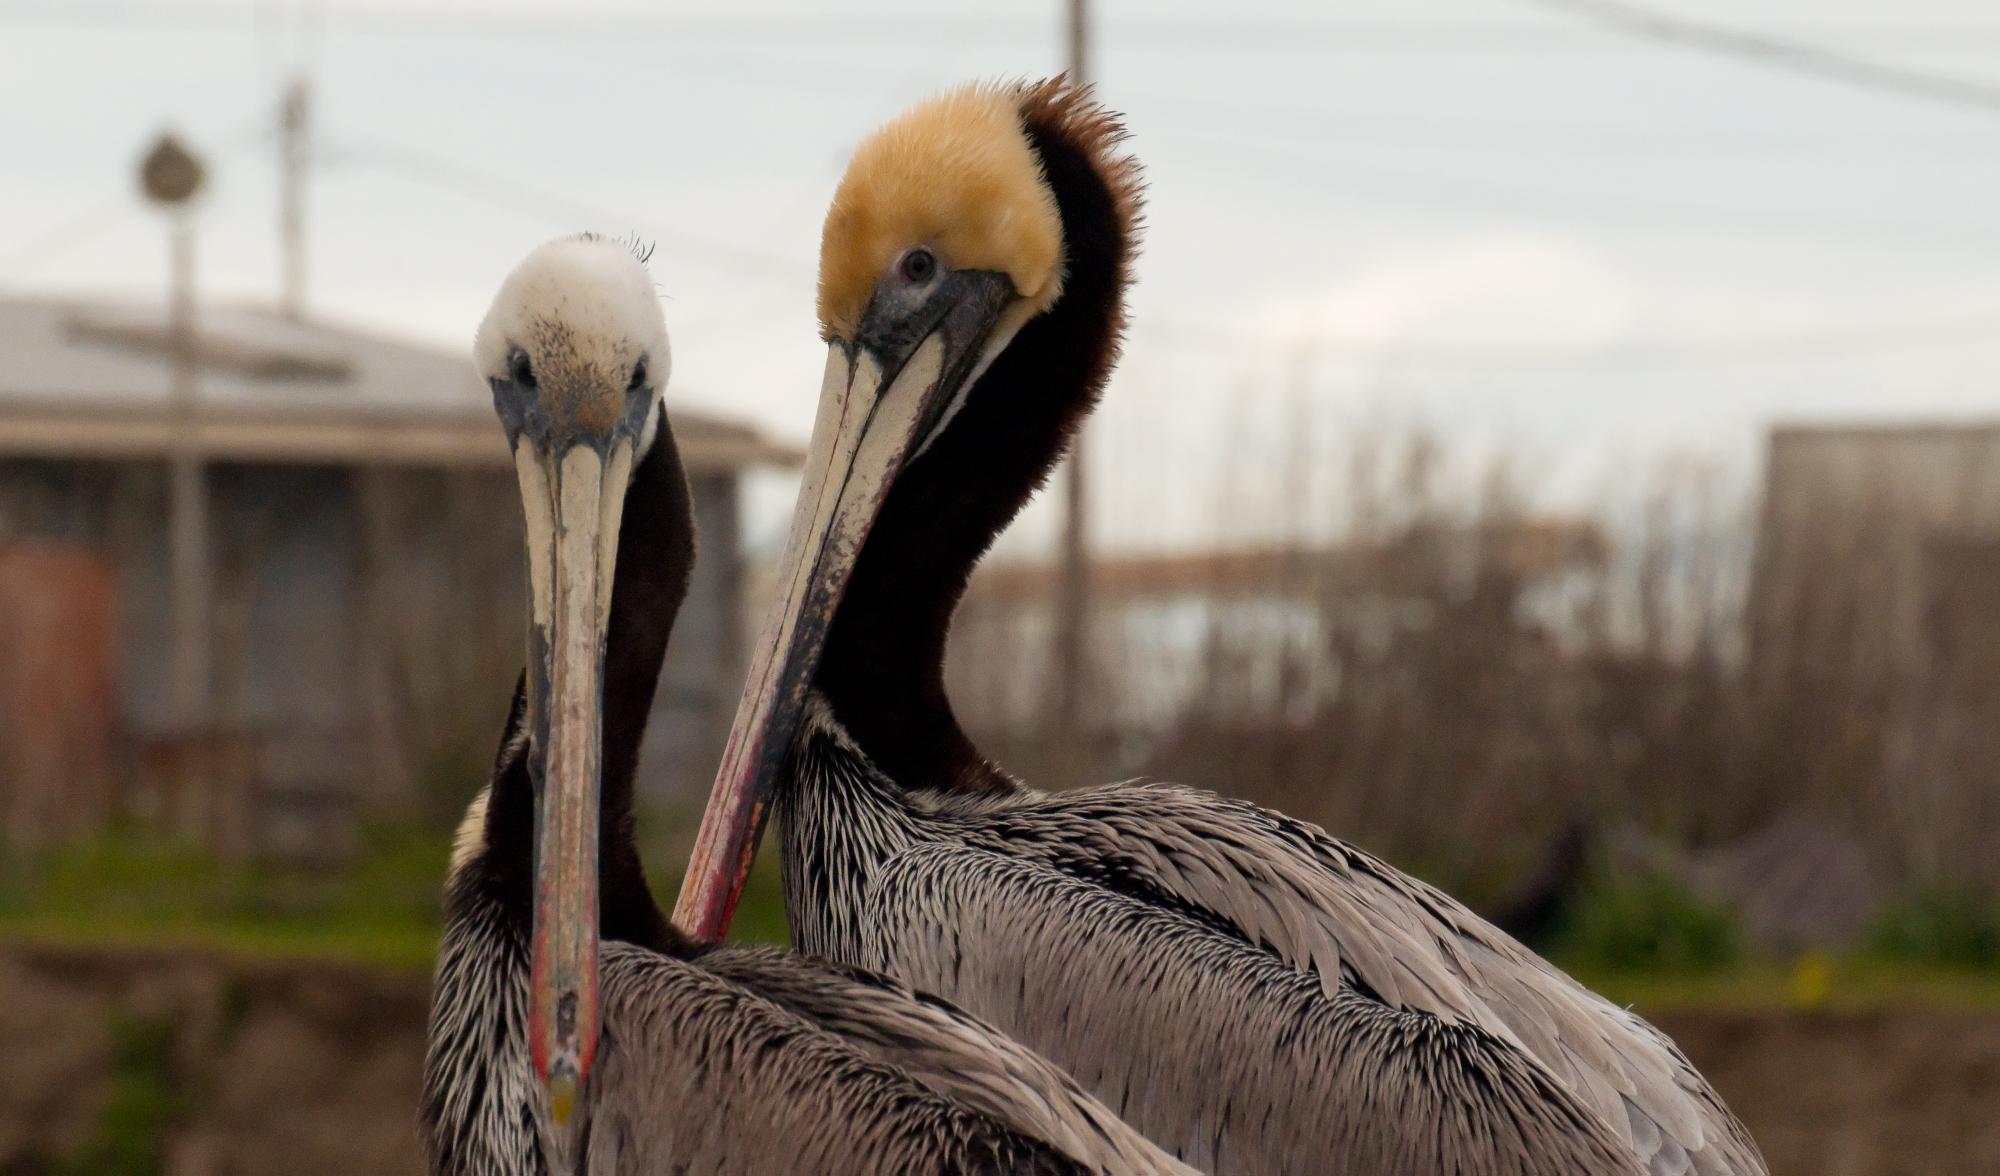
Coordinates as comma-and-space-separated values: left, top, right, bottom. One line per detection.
678, 79, 1767, 1175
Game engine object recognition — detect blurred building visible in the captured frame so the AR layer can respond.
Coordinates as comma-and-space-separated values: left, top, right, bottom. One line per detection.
0, 293, 795, 855
1750, 423, 2000, 882
952, 517, 1607, 734
1752, 423, 2000, 677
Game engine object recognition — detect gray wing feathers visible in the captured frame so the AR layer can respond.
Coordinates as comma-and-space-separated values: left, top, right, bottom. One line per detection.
865, 842, 1646, 1176
585, 943, 1166, 1174
701, 947, 1194, 1175
975, 784, 1765, 1176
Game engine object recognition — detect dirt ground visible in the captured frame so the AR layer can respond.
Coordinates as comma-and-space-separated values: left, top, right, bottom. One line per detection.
1, 944, 1994, 1173
1653, 1008, 2000, 1175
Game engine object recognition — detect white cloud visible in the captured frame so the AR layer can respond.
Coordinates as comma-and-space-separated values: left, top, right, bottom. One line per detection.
1239, 233, 1634, 350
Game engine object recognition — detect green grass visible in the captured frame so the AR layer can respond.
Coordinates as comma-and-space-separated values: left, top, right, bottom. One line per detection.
0, 821, 793, 972
6, 832, 1998, 1016
1562, 956, 2000, 1013
0, 913, 447, 971
0, 824, 449, 970
1539, 872, 2000, 1012
51, 1013, 179, 1176
1536, 872, 2000, 1012
1866, 886, 2000, 968
1553, 872, 1741, 973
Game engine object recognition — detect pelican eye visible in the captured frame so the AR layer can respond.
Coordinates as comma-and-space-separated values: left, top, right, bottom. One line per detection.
899, 247, 937, 285
509, 348, 537, 389
628, 357, 649, 393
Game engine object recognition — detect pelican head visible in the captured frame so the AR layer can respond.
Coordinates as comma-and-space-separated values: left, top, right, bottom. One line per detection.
476, 233, 668, 1120
677, 79, 1137, 939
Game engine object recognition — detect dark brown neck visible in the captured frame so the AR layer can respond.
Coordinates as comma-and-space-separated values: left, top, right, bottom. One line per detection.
473, 423, 697, 955
813, 109, 1134, 795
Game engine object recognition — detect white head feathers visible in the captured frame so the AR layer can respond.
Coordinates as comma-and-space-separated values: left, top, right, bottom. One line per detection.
476, 234, 671, 453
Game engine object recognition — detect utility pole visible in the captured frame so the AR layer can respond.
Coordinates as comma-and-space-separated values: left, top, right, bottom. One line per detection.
140, 133, 211, 733
278, 77, 309, 319
1050, 0, 1091, 744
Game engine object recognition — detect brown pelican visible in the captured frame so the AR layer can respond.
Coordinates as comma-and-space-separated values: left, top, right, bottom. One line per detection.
420, 235, 1191, 1174
676, 80, 1767, 1175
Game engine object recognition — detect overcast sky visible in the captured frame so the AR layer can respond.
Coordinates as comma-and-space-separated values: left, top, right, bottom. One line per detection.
7, 0, 2000, 555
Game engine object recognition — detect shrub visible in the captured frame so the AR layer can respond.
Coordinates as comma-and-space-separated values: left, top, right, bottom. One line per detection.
1866, 886, 2000, 968
1558, 872, 1740, 972
57, 1013, 179, 1176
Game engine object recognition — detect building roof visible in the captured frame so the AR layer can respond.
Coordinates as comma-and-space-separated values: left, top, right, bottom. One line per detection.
969, 519, 1607, 604
1770, 419, 2000, 447
0, 295, 799, 473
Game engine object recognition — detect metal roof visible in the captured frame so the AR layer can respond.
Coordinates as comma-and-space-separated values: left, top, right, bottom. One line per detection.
0, 295, 798, 473
969, 519, 1607, 604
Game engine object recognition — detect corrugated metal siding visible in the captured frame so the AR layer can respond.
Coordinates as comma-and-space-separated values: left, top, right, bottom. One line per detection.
0, 454, 744, 848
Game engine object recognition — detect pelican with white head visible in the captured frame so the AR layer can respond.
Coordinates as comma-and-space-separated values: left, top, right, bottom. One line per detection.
474, 234, 668, 1121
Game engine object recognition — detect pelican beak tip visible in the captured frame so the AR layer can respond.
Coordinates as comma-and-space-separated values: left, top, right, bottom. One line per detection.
548, 1066, 580, 1126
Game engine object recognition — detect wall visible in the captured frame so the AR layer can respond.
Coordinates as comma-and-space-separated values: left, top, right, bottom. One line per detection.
0, 455, 746, 848
0, 548, 120, 846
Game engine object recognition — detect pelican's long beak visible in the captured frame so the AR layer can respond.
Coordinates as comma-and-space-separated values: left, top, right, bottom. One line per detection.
515, 433, 634, 1124
675, 271, 1015, 941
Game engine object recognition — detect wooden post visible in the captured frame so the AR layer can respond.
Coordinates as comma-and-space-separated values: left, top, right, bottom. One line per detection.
1050, 0, 1092, 745
279, 78, 309, 320
165, 213, 211, 731
141, 133, 212, 734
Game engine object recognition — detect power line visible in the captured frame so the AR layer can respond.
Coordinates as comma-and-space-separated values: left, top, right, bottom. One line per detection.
324, 136, 811, 288
1166, 131, 1985, 247
1141, 313, 2000, 372
1115, 20, 2000, 55
248, 19, 2000, 169
1131, 93, 2000, 162
0, 197, 141, 286
8, 3, 2000, 53
1509, 0, 2000, 115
